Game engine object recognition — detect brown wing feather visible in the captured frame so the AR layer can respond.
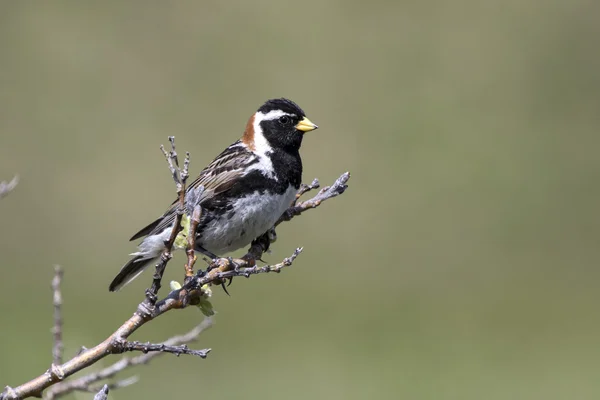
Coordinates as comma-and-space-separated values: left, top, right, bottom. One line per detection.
129, 142, 255, 241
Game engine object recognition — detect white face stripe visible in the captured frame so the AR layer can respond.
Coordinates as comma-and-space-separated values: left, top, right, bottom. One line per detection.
252, 114, 273, 157
249, 111, 281, 180
246, 109, 298, 180
251, 109, 298, 155
255, 109, 296, 122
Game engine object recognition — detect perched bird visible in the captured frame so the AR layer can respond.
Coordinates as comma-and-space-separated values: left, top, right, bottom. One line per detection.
109, 98, 318, 291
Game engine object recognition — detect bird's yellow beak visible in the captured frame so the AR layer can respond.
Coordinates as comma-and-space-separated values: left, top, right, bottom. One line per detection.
295, 117, 319, 132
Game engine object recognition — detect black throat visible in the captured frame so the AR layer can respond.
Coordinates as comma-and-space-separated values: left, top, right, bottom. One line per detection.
268, 147, 303, 190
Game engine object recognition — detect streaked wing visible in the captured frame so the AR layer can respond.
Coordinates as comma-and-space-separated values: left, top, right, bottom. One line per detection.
130, 142, 257, 240
188, 142, 254, 202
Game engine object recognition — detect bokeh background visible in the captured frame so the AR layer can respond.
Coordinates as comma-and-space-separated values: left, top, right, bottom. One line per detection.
1, 1, 599, 399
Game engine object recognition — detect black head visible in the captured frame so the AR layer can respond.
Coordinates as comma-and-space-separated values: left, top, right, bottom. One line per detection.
249, 98, 318, 152
258, 98, 306, 117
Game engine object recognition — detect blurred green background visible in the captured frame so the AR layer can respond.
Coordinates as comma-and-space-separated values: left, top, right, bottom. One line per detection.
1, 1, 599, 399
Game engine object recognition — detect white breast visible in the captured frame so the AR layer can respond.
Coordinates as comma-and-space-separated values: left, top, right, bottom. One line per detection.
199, 185, 297, 255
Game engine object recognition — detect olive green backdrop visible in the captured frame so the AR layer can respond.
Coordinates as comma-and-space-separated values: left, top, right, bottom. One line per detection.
1, 1, 599, 399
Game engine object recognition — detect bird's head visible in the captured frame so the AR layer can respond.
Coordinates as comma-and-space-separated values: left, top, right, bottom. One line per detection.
243, 98, 318, 153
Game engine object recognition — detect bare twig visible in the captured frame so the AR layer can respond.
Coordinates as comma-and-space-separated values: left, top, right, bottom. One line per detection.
0, 195, 323, 400
92, 385, 108, 400
181, 151, 190, 182
160, 137, 180, 184
145, 139, 190, 304
51, 266, 64, 366
278, 172, 350, 225
184, 185, 204, 281
0, 175, 18, 199
295, 178, 320, 202
186, 205, 202, 280
0, 138, 351, 400
212, 248, 303, 280
44, 318, 213, 399
115, 341, 210, 358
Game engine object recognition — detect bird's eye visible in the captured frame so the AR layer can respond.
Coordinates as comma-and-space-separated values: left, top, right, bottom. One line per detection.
278, 116, 290, 125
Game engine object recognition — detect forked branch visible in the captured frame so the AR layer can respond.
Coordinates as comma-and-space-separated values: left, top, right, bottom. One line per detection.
0, 137, 350, 400
44, 319, 213, 399
145, 139, 191, 303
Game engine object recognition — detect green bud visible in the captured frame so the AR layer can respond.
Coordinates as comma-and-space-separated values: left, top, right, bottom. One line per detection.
174, 214, 191, 250
197, 284, 215, 316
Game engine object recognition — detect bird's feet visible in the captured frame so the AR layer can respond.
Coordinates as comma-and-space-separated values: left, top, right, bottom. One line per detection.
250, 228, 275, 259
199, 254, 240, 295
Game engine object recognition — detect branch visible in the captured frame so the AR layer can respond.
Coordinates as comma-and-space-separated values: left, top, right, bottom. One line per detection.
277, 171, 350, 225
115, 341, 210, 357
211, 247, 303, 279
44, 319, 213, 399
184, 185, 204, 281
145, 140, 190, 303
0, 134, 351, 400
295, 178, 320, 202
0, 175, 18, 199
51, 266, 64, 366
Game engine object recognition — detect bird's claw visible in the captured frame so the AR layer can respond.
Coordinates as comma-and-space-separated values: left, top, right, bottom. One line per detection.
221, 282, 231, 296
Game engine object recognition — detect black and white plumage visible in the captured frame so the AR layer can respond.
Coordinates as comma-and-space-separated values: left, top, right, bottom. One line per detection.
109, 98, 318, 291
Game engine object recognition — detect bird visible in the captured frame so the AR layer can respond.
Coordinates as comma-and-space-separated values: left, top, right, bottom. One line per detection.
109, 98, 318, 291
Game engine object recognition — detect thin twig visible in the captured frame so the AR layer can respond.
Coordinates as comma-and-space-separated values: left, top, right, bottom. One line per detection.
160, 137, 179, 184
295, 178, 320, 203
180, 244, 303, 303
115, 341, 210, 358
0, 218, 309, 399
210, 248, 304, 282
0, 175, 18, 199
184, 184, 204, 281
145, 139, 190, 303
92, 385, 108, 400
181, 151, 190, 183
51, 266, 64, 366
185, 205, 202, 280
44, 319, 213, 399
278, 172, 349, 225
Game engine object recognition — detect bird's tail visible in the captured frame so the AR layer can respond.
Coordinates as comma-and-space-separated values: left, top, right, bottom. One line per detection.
109, 255, 158, 292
